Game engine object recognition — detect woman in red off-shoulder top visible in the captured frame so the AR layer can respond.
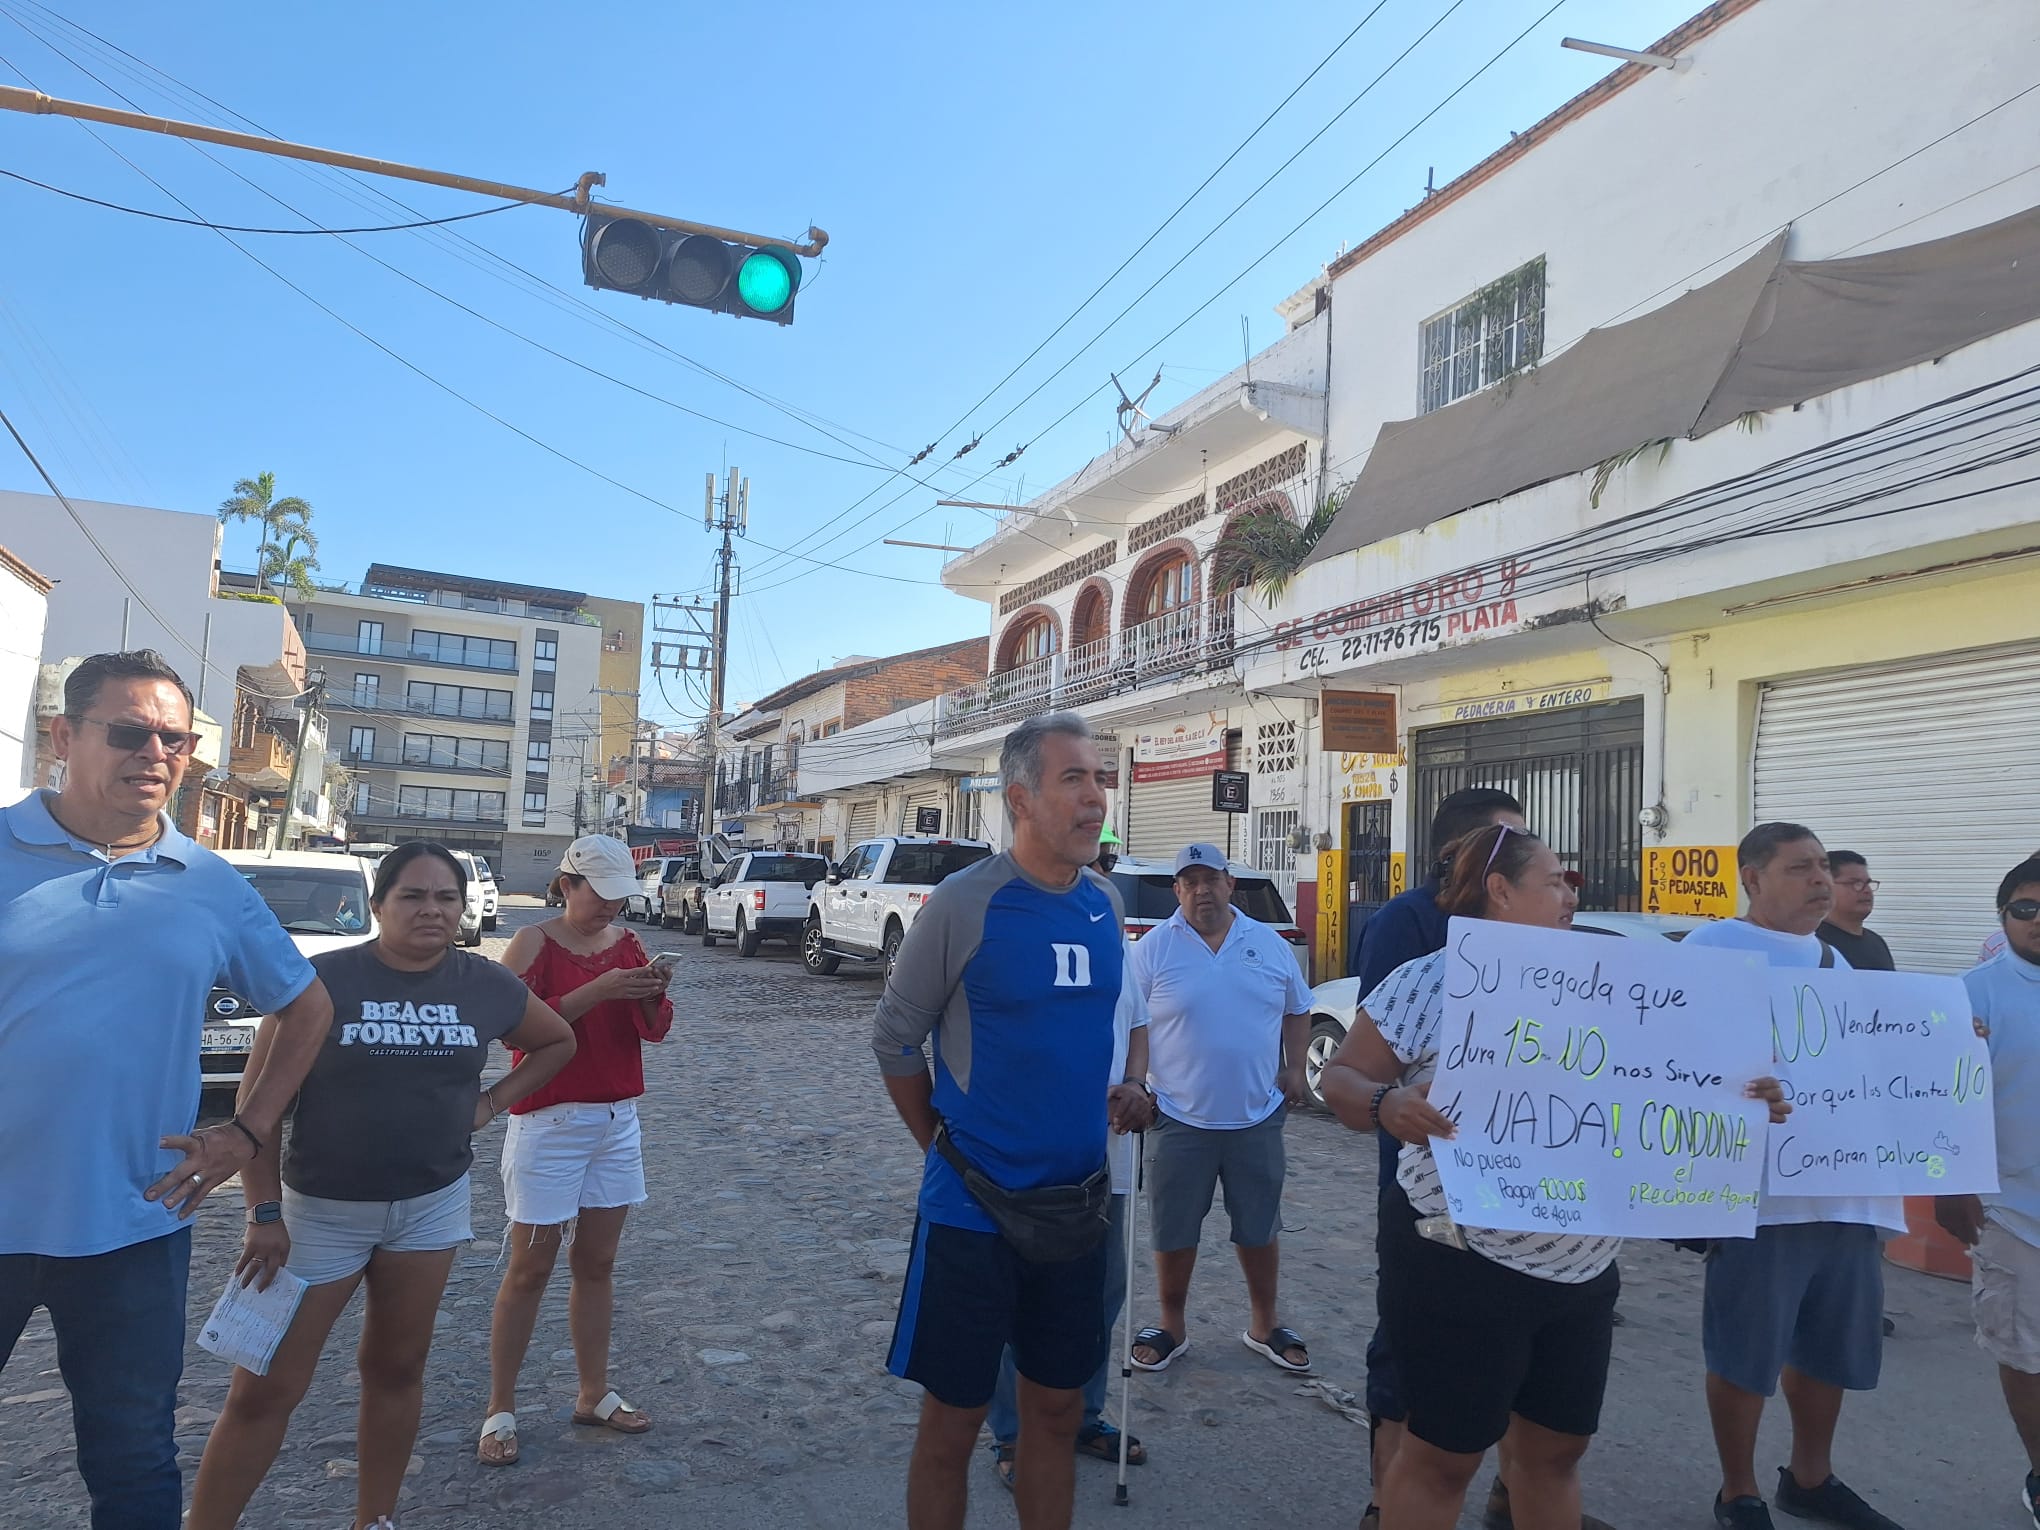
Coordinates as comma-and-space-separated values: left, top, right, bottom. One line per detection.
477, 836, 673, 1466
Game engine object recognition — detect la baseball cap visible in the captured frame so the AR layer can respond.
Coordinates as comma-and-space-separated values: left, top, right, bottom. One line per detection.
557, 834, 640, 901
1173, 842, 1230, 876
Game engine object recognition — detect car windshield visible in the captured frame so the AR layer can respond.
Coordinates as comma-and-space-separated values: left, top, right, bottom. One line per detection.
237, 866, 371, 935
475, 858, 494, 881
748, 855, 828, 884
1110, 871, 1292, 925
883, 844, 994, 884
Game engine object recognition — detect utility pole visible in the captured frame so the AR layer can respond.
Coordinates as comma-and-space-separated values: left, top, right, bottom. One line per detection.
652, 468, 745, 834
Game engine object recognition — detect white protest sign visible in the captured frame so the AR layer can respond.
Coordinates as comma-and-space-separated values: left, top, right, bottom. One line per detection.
1427, 917, 1774, 1239
1765, 968, 1997, 1196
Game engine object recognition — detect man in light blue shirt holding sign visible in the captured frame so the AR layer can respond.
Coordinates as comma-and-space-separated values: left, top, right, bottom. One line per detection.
1938, 853, 2040, 1529
1682, 823, 1904, 1530
0, 651, 332, 1529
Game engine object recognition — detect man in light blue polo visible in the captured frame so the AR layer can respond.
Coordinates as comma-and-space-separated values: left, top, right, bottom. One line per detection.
1128, 843, 1314, 1378
0, 650, 333, 1530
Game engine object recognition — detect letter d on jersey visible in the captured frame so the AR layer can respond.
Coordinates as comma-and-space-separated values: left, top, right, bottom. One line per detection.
1050, 943, 1093, 988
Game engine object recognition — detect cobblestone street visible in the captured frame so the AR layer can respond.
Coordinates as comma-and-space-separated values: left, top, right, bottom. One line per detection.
0, 901, 2018, 1527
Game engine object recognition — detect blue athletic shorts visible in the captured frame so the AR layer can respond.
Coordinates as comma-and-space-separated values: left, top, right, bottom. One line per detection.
887, 1218, 1108, 1409
1703, 1221, 1884, 1396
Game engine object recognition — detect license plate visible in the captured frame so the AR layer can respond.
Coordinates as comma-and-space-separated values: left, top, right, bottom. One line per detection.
201, 1026, 248, 1054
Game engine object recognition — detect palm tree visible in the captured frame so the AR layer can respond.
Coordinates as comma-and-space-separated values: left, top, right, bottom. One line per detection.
219, 471, 320, 598
1208, 491, 1345, 606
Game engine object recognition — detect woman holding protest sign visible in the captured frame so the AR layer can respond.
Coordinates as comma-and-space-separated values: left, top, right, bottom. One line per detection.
1321, 824, 1792, 1530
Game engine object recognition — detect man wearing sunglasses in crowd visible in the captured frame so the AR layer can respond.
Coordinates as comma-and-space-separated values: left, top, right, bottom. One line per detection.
0, 650, 333, 1529
1938, 856, 2040, 1529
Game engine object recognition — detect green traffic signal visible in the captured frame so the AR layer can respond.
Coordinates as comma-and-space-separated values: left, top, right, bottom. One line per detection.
736, 247, 799, 316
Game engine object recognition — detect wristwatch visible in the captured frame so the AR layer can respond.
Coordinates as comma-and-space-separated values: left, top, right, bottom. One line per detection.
247, 1201, 283, 1226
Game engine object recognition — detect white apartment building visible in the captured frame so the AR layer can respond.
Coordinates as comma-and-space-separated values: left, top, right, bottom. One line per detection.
0, 546, 52, 801
295, 564, 622, 894
0, 489, 306, 719
932, 0, 2040, 977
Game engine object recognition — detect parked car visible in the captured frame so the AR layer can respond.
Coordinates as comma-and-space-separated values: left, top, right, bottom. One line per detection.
703, 851, 830, 955
446, 849, 486, 946
203, 850, 378, 1091
1105, 855, 1308, 974
803, 836, 995, 978
628, 855, 698, 928
1298, 911, 1709, 1107
474, 854, 500, 931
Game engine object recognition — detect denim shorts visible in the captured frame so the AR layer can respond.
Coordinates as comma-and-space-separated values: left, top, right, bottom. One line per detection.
501, 1100, 647, 1227
1703, 1221, 1884, 1395
281, 1175, 473, 1287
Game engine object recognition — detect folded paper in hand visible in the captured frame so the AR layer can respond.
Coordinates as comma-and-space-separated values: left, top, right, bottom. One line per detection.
197, 1268, 306, 1376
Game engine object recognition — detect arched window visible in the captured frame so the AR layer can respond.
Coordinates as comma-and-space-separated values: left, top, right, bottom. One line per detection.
999, 611, 1059, 670
1071, 584, 1109, 649
1141, 554, 1196, 621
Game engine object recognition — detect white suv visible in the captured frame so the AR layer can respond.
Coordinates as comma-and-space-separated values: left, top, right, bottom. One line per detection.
205, 851, 377, 1090
474, 855, 500, 931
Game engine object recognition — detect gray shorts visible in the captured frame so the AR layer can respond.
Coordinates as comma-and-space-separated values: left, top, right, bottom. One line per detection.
1702, 1221, 1884, 1396
1144, 1109, 1285, 1253
281, 1175, 473, 1287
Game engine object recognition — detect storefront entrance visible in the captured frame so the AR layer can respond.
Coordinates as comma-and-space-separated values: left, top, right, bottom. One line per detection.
1411, 697, 1645, 911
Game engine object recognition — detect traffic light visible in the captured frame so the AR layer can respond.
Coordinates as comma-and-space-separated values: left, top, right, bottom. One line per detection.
581, 213, 801, 324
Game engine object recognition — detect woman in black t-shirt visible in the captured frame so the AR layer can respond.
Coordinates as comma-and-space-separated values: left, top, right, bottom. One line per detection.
187, 843, 576, 1530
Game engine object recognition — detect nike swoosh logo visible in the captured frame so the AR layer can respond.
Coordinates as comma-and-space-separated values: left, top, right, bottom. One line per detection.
1089, 911, 1108, 922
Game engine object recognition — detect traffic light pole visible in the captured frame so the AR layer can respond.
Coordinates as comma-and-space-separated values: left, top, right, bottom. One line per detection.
0, 83, 828, 255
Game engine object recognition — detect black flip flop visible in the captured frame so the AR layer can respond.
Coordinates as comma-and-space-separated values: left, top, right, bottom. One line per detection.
1242, 1325, 1311, 1373
1130, 1325, 1189, 1372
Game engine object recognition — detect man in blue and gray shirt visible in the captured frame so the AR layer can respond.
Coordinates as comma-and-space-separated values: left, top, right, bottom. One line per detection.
874, 712, 1143, 1530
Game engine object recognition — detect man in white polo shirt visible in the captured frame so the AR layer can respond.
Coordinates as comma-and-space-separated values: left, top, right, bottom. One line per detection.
1127, 842, 1314, 1376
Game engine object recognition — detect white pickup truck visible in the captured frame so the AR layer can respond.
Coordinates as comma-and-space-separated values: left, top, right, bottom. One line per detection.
801, 836, 994, 979
702, 850, 831, 956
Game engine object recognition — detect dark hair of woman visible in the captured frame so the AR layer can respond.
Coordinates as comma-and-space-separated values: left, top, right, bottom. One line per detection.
371, 841, 468, 907
1436, 823, 1549, 916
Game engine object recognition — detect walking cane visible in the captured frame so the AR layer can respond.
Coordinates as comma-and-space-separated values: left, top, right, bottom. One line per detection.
1115, 1136, 1142, 1507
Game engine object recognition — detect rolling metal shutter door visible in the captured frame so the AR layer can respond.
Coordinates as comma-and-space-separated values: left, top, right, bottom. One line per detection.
1752, 641, 2040, 973
1127, 737, 1243, 861
903, 784, 947, 834
846, 799, 879, 842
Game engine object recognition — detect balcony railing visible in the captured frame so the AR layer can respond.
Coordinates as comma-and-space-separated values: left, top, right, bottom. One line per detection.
304, 630, 519, 674
935, 599, 1235, 738
348, 802, 510, 832
341, 745, 512, 779
324, 688, 515, 726
713, 772, 789, 816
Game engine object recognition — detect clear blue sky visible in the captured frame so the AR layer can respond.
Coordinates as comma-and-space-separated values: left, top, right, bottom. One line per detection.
0, 0, 1697, 726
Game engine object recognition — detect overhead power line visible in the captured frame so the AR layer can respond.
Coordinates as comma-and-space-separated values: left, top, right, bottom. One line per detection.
0, 166, 549, 232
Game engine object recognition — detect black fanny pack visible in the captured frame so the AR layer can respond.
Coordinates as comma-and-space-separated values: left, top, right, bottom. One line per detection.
932, 1121, 1111, 1265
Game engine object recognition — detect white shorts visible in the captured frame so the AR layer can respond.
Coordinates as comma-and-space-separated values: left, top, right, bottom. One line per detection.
280, 1175, 473, 1287
501, 1100, 647, 1227
1974, 1218, 2040, 1373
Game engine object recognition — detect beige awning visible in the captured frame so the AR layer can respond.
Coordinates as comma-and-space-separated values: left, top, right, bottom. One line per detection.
1307, 202, 2040, 567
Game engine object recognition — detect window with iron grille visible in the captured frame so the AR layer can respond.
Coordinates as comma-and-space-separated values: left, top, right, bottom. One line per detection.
1254, 809, 1298, 872
1254, 719, 1299, 775
1419, 257, 1546, 414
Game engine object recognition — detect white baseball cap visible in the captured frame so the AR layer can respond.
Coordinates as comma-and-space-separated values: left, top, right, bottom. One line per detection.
557, 835, 640, 901
1173, 842, 1231, 876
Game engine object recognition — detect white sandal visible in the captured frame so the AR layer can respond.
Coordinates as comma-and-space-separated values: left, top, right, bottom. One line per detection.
477, 1411, 519, 1466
